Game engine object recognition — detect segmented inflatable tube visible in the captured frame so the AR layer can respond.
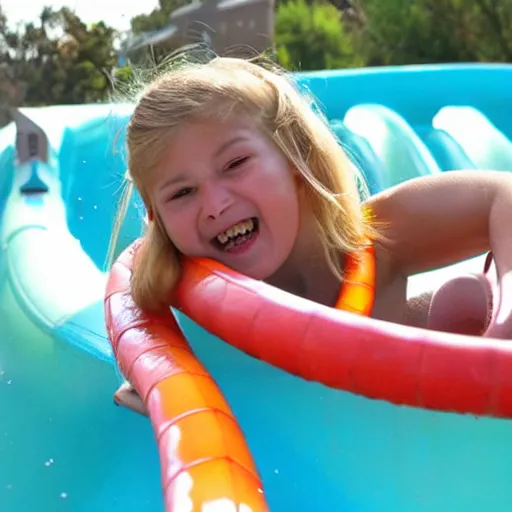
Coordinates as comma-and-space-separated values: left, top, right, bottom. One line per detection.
171, 256, 512, 419
104, 242, 269, 512
105, 239, 512, 510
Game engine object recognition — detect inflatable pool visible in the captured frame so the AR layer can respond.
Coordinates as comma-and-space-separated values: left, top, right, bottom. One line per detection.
2, 63, 512, 512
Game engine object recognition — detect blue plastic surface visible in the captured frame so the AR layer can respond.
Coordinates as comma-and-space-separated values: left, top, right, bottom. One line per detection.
1, 63, 512, 512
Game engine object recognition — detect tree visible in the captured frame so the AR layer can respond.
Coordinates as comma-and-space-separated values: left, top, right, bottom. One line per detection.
131, 0, 189, 33
275, 0, 362, 70
0, 6, 119, 108
354, 0, 512, 66
0, 5, 29, 123
127, 0, 190, 65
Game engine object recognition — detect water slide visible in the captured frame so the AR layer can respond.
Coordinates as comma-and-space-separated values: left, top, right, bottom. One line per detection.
2, 63, 512, 511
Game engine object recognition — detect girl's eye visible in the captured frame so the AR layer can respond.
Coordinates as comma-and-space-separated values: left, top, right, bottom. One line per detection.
171, 187, 193, 200
226, 156, 249, 171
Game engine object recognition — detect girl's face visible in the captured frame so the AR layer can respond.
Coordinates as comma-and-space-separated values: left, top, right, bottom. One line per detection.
151, 116, 302, 280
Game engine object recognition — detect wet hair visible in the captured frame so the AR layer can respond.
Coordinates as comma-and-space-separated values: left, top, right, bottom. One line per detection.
108, 48, 379, 313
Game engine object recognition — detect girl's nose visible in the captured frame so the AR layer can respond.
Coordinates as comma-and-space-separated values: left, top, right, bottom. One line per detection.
201, 183, 233, 220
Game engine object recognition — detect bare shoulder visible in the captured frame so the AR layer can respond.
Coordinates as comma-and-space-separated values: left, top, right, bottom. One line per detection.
371, 241, 407, 322
373, 240, 401, 290
372, 241, 433, 327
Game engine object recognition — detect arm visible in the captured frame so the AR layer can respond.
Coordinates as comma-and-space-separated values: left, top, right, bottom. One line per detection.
365, 170, 512, 338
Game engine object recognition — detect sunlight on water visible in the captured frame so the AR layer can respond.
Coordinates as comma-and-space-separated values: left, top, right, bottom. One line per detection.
0, 260, 162, 512
2, 64, 512, 511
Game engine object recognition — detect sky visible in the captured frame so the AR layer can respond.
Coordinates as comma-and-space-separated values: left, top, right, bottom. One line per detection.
2, 0, 160, 32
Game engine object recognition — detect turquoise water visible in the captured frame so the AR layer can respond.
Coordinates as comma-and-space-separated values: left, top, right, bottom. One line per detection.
0, 306, 162, 511
1, 63, 512, 511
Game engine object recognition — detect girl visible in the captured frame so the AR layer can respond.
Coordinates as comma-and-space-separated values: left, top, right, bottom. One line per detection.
111, 52, 512, 415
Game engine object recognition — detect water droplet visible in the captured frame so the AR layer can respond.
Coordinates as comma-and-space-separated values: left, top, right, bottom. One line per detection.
79, 216, 83, 221
6, 380, 11, 385
77, 197, 82, 201
93, 205, 97, 210
6, 484, 12, 490
274, 469, 279, 474
44, 458, 54, 467
60, 492, 68, 499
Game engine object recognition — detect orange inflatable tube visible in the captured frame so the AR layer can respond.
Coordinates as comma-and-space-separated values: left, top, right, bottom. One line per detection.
104, 242, 269, 512
105, 237, 512, 510
171, 256, 512, 419
105, 240, 376, 510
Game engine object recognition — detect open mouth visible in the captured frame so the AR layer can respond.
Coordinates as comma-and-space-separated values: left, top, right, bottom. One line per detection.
211, 217, 259, 252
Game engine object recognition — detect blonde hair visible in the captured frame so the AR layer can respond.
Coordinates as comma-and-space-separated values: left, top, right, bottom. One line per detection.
109, 49, 379, 313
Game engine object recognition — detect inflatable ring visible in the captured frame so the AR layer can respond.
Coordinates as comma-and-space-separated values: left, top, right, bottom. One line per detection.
104, 242, 269, 511
105, 238, 512, 509
335, 243, 376, 315
104, 240, 376, 510
172, 253, 512, 419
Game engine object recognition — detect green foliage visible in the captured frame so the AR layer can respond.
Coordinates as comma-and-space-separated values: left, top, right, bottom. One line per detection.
114, 65, 134, 84
275, 0, 362, 70
126, 0, 191, 67
356, 0, 512, 65
1, 0, 512, 115
131, 9, 169, 34
0, 6, 117, 110
130, 0, 189, 34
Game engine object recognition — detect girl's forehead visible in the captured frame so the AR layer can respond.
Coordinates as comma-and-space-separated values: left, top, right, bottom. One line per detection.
137, 114, 271, 188
164, 117, 264, 154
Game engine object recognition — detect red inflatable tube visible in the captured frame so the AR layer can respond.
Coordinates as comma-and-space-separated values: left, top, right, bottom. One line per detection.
104, 243, 269, 512
105, 238, 512, 509
172, 256, 512, 419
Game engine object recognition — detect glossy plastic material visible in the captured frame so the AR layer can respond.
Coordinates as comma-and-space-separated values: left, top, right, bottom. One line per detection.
336, 244, 376, 315
104, 240, 376, 511
4, 64, 512, 512
104, 243, 268, 512
173, 256, 512, 419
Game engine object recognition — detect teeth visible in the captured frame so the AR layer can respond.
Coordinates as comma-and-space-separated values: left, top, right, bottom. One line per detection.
217, 219, 254, 244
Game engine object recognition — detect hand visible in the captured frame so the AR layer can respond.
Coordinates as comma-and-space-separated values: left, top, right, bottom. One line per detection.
483, 271, 512, 340
114, 382, 148, 417
483, 322, 512, 340
427, 273, 492, 336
